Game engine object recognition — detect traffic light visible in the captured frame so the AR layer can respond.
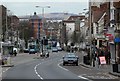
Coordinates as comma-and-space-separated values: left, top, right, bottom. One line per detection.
36, 39, 39, 43
41, 39, 48, 45
44, 39, 48, 45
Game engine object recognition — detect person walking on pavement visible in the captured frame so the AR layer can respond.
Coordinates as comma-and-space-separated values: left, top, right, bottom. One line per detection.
91, 46, 98, 67
106, 50, 111, 65
97, 47, 105, 67
13, 50, 17, 56
13, 47, 17, 56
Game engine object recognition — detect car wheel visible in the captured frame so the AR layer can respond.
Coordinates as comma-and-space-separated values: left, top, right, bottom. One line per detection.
76, 62, 78, 66
63, 62, 65, 66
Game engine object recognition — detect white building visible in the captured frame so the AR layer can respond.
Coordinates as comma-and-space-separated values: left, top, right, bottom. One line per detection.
63, 15, 85, 45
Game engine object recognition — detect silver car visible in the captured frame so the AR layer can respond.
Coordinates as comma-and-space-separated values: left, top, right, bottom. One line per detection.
63, 53, 79, 66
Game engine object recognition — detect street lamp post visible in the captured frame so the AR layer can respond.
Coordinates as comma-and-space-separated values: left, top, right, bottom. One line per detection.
48, 26, 54, 48
35, 6, 50, 52
89, 0, 92, 66
35, 5, 50, 32
5, 10, 11, 42
35, 6, 50, 38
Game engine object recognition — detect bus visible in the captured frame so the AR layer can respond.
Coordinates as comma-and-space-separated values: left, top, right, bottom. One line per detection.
28, 38, 39, 54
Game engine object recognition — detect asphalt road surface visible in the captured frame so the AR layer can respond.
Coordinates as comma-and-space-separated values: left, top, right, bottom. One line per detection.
2, 51, 119, 81
2, 51, 89, 81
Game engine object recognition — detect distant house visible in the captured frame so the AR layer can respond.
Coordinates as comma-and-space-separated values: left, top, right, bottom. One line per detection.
91, 2, 110, 48
62, 15, 85, 45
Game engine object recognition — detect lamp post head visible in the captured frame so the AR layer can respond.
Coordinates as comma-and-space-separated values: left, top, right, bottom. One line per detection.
47, 6, 50, 8
35, 6, 50, 8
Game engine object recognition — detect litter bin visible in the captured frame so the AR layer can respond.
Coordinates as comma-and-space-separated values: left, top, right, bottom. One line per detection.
83, 55, 90, 65
113, 64, 118, 72
112, 64, 120, 73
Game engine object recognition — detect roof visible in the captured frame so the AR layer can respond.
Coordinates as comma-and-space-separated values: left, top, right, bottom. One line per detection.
93, 9, 105, 23
63, 15, 85, 23
67, 16, 85, 21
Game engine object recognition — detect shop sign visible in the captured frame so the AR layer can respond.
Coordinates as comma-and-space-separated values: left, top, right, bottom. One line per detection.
114, 38, 120, 43
99, 56, 106, 65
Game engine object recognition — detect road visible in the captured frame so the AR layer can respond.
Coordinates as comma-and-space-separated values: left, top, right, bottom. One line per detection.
2, 51, 119, 81
2, 51, 87, 80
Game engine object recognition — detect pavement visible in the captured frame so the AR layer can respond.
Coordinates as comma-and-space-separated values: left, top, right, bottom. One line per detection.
75, 51, 120, 77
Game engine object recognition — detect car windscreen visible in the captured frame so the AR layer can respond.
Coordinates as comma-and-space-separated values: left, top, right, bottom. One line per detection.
29, 45, 35, 49
65, 54, 76, 58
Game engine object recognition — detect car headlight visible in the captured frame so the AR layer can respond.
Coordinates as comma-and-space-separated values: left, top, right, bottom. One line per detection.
40, 52, 42, 55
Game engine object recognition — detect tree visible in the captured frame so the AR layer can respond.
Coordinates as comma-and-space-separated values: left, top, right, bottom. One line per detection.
19, 20, 32, 41
71, 31, 81, 44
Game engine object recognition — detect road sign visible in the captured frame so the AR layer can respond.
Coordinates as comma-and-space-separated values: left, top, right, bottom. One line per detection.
114, 38, 120, 43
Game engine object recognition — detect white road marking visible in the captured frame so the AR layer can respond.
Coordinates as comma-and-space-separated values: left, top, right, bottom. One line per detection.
34, 58, 58, 80
2, 67, 11, 73
6, 67, 11, 71
78, 75, 92, 81
34, 57, 68, 79
58, 62, 69, 71
3, 71, 5, 73
34, 63, 43, 80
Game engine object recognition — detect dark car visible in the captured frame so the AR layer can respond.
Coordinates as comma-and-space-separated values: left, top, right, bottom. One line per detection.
23, 48, 29, 53
63, 53, 79, 66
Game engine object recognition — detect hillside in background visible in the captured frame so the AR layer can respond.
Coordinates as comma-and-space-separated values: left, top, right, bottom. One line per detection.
18, 12, 78, 20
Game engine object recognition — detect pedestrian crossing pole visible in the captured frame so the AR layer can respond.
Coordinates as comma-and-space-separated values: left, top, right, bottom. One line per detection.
89, 0, 92, 66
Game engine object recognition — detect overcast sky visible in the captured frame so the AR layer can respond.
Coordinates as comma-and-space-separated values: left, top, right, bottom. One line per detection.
0, 0, 89, 16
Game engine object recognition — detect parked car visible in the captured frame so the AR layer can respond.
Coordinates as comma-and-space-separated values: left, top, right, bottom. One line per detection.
57, 46, 62, 51
52, 47, 58, 52
23, 48, 29, 53
63, 53, 79, 66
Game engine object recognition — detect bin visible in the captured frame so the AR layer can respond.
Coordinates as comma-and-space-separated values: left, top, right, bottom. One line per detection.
112, 64, 120, 73
113, 64, 118, 72
83, 55, 90, 65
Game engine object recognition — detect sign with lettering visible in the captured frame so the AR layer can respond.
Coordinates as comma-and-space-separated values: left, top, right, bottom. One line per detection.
99, 56, 106, 65
114, 38, 120, 43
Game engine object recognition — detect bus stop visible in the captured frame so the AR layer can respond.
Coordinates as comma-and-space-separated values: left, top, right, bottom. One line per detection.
1, 42, 14, 66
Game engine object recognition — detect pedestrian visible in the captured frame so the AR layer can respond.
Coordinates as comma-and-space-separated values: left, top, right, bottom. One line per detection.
97, 47, 105, 66
106, 50, 111, 65
13, 50, 17, 56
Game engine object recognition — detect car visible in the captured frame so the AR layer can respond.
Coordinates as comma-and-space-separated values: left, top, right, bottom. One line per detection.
63, 53, 79, 66
52, 47, 58, 52
23, 48, 29, 53
57, 46, 62, 51
29, 49, 36, 54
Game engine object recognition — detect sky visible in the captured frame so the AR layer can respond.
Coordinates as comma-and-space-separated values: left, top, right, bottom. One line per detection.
0, 0, 89, 16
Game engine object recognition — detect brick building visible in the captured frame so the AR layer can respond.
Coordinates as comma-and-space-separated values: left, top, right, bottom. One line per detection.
0, 5, 6, 42
29, 12, 42, 40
